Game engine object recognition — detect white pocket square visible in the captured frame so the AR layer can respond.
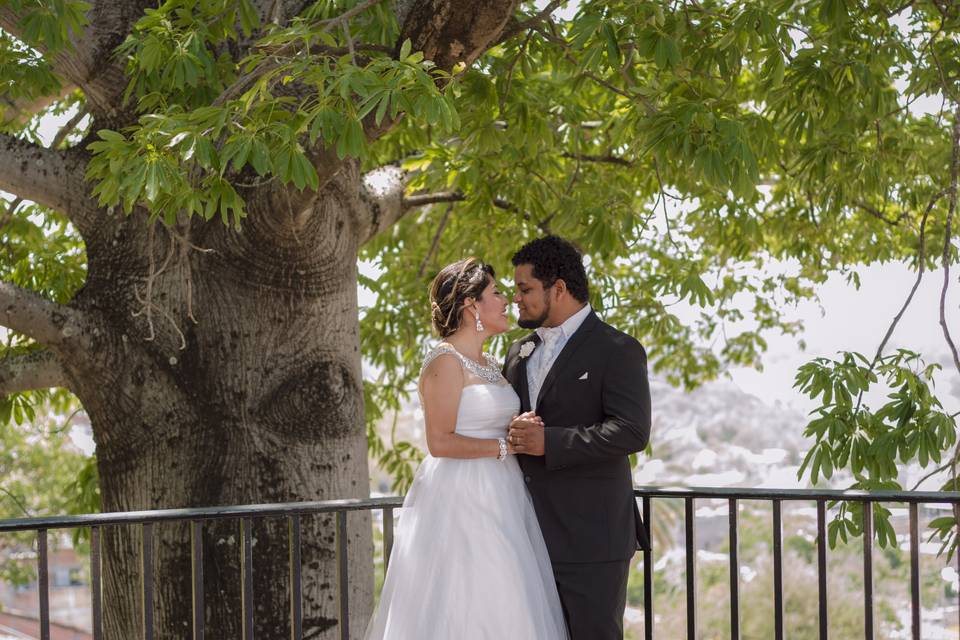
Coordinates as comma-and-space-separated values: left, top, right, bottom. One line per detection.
578, 372, 589, 380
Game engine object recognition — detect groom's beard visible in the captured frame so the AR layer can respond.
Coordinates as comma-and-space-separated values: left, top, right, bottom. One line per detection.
517, 295, 550, 329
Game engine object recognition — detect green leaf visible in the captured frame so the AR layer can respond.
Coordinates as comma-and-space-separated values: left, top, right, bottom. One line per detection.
601, 22, 621, 66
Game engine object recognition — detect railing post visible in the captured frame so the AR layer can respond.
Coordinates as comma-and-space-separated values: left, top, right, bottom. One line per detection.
289, 515, 303, 640
241, 518, 254, 640
863, 502, 874, 640
383, 508, 394, 573
643, 496, 653, 640
91, 526, 103, 640
684, 497, 697, 640
142, 523, 154, 640
337, 511, 350, 640
37, 528, 49, 640
191, 520, 204, 640
909, 503, 920, 640
729, 498, 739, 640
817, 500, 828, 640
773, 499, 784, 640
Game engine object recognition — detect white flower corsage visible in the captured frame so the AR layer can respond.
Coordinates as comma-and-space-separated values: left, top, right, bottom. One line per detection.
518, 341, 536, 358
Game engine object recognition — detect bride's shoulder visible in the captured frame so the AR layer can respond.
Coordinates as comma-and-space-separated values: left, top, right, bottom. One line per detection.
420, 343, 462, 374
419, 345, 464, 397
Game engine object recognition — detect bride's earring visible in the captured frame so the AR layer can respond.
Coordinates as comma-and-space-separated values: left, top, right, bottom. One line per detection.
475, 312, 484, 332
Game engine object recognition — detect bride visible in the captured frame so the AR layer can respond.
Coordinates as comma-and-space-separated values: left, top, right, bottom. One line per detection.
364, 258, 568, 639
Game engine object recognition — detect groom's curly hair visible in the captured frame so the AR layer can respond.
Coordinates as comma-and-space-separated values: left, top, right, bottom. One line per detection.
429, 258, 495, 337
511, 236, 589, 303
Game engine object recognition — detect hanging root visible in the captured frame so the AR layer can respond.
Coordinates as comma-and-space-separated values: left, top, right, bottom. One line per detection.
130, 220, 213, 349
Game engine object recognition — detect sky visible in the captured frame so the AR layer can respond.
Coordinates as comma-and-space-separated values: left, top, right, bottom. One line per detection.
725, 262, 959, 415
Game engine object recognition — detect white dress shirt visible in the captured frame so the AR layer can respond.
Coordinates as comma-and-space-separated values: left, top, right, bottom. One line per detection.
526, 304, 592, 411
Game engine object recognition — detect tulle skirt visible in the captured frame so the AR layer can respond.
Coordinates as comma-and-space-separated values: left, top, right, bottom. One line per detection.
365, 454, 569, 639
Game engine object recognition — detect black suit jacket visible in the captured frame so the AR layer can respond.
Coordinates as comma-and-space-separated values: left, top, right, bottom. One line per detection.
503, 311, 651, 563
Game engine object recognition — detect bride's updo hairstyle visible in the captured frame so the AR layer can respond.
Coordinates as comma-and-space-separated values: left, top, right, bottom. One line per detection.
429, 258, 495, 338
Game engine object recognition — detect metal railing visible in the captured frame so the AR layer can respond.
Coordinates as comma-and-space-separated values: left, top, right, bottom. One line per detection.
0, 497, 403, 640
0, 486, 958, 639
637, 486, 960, 640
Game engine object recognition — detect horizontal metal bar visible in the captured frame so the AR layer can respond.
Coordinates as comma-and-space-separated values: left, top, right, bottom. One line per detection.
0, 496, 406, 532
4, 484, 960, 533
633, 485, 960, 503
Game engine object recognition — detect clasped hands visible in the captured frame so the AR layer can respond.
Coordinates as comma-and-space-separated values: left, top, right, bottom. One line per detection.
507, 411, 545, 456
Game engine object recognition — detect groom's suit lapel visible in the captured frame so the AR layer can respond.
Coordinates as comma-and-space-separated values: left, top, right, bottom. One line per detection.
535, 311, 599, 410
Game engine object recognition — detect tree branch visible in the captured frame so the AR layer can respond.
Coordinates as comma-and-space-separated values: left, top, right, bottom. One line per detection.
233, 0, 520, 225
215, 0, 387, 107
50, 106, 89, 150
399, 0, 520, 76
0, 281, 87, 348
0, 350, 67, 395
939, 104, 960, 377
495, 0, 568, 45
0, 84, 76, 128
855, 200, 909, 227
872, 190, 945, 362
357, 165, 407, 244
402, 190, 464, 208
0, 133, 93, 229
531, 23, 658, 115
911, 460, 951, 491
417, 203, 453, 278
402, 190, 515, 211
356, 166, 518, 244
561, 152, 634, 167
0, 4, 132, 117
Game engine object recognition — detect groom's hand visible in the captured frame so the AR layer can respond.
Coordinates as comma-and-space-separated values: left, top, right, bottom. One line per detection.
508, 412, 545, 456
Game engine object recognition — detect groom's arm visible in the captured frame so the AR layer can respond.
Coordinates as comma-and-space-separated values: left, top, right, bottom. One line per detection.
543, 337, 651, 471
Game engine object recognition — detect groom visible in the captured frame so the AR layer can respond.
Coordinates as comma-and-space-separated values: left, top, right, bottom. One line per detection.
503, 235, 651, 640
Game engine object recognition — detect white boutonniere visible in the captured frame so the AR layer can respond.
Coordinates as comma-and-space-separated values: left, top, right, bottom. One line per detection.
519, 341, 536, 358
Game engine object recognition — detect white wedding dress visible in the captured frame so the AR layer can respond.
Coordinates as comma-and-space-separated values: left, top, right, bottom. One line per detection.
364, 344, 568, 640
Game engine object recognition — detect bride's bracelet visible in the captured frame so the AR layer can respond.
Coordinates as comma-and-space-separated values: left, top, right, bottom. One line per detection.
497, 437, 508, 461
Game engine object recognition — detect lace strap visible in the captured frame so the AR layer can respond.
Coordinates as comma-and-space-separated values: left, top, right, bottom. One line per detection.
420, 343, 461, 375
419, 343, 504, 384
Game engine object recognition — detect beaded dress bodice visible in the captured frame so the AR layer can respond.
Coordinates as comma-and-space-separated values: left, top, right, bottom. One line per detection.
418, 343, 519, 438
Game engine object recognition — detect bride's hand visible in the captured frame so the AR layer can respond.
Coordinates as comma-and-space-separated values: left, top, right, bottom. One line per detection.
510, 411, 543, 426
507, 412, 545, 456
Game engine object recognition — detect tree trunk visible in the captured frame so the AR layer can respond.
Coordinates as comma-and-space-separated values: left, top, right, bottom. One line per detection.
65, 169, 374, 639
